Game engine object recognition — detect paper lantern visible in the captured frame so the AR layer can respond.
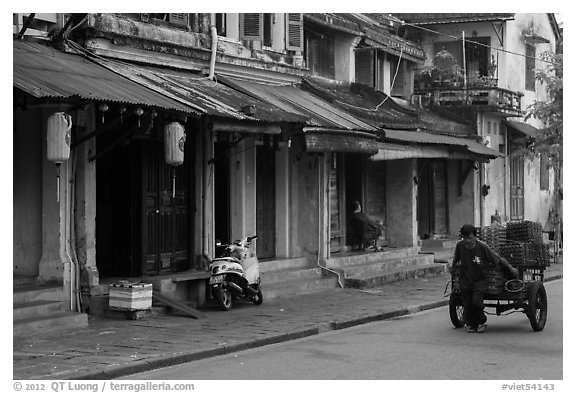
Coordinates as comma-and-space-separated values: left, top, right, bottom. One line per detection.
46, 112, 72, 163
164, 122, 185, 166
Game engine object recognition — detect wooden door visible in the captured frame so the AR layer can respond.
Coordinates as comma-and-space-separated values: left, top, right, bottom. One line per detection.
256, 145, 276, 259
141, 141, 189, 275
510, 155, 525, 220
417, 159, 448, 237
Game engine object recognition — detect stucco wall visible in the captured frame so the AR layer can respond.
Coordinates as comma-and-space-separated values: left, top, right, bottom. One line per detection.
13, 108, 43, 276
292, 152, 321, 257
446, 160, 476, 236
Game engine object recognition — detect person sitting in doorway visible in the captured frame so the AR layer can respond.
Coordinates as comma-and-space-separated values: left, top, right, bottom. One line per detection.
350, 201, 382, 251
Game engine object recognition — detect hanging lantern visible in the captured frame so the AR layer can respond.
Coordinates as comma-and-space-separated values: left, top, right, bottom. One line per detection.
134, 107, 144, 127
47, 112, 73, 163
164, 121, 186, 198
164, 121, 186, 167
46, 112, 72, 202
118, 106, 126, 123
98, 103, 109, 124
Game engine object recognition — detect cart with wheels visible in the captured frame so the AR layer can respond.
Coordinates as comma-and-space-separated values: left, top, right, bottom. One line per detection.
449, 266, 548, 331
448, 221, 549, 332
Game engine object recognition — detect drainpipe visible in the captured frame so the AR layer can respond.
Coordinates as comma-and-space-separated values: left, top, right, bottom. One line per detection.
316, 154, 343, 288
68, 149, 82, 311
208, 26, 218, 80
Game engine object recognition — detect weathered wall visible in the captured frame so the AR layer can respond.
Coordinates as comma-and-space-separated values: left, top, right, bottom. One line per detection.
292, 151, 321, 258
446, 160, 476, 235
386, 159, 417, 247
13, 108, 43, 276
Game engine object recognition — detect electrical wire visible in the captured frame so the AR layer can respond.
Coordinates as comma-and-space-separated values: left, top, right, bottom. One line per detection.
400, 20, 559, 66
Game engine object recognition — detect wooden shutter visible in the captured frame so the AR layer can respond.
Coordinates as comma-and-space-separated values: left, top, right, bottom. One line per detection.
168, 13, 188, 27
355, 50, 374, 87
285, 13, 303, 51
240, 13, 263, 41
540, 153, 549, 190
525, 44, 536, 91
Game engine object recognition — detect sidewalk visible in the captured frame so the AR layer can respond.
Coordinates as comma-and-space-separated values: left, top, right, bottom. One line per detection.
13, 262, 563, 380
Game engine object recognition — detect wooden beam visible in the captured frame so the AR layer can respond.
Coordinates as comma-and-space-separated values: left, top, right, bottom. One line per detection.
153, 291, 206, 319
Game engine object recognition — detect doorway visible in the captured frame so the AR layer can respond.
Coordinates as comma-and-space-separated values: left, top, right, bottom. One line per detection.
214, 141, 231, 245
96, 132, 193, 277
417, 159, 448, 239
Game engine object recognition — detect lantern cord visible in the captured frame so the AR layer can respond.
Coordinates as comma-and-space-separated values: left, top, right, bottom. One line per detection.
172, 168, 177, 199
56, 163, 61, 203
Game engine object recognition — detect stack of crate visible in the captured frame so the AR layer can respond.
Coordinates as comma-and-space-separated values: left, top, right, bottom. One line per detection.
476, 225, 507, 255
500, 221, 548, 268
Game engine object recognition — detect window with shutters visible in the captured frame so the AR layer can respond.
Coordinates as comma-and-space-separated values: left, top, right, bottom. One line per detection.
168, 13, 188, 27
305, 29, 335, 79
540, 153, 549, 190
240, 13, 263, 41
355, 51, 375, 87
215, 13, 226, 36
285, 13, 303, 51
263, 13, 273, 47
525, 44, 536, 91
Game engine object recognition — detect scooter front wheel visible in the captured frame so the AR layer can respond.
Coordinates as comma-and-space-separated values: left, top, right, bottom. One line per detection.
213, 284, 233, 311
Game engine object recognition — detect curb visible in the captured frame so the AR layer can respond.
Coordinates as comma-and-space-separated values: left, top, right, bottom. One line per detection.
65, 273, 562, 380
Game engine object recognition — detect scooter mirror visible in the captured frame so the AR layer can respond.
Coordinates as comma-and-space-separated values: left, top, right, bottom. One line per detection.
216, 240, 222, 246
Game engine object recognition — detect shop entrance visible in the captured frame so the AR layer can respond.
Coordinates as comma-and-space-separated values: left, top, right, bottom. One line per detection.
96, 129, 193, 277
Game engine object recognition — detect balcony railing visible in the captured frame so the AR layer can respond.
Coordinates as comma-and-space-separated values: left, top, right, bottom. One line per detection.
414, 85, 523, 116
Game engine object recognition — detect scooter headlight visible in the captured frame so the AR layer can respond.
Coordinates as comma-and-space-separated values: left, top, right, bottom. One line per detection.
211, 266, 220, 274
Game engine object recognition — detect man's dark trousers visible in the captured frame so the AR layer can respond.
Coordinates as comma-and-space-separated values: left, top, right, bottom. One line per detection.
460, 280, 488, 328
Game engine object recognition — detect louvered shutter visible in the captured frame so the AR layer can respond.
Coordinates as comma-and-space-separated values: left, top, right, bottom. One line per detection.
285, 13, 303, 51
168, 13, 188, 27
240, 13, 263, 41
355, 50, 374, 87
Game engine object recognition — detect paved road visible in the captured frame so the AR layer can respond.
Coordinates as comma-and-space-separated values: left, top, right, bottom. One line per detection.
123, 280, 562, 380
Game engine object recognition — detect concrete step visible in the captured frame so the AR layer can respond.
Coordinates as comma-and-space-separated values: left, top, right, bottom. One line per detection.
13, 275, 38, 288
421, 238, 459, 250
13, 285, 63, 304
420, 249, 454, 264
13, 300, 64, 321
339, 254, 435, 278
13, 311, 89, 338
262, 275, 339, 300
344, 263, 447, 289
259, 257, 311, 273
261, 267, 323, 284
326, 246, 421, 269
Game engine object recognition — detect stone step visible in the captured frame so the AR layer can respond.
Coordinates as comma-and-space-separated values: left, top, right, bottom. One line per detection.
339, 254, 435, 278
13, 311, 89, 338
420, 249, 454, 264
262, 276, 338, 300
344, 263, 447, 289
13, 285, 63, 304
326, 246, 421, 269
261, 267, 323, 284
13, 300, 64, 321
259, 257, 311, 273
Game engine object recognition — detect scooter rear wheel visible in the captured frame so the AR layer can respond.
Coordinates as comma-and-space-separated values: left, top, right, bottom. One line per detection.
213, 284, 233, 311
251, 289, 263, 305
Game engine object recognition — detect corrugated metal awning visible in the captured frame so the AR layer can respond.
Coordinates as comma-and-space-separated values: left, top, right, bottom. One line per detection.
218, 75, 377, 132
303, 127, 379, 155
95, 60, 309, 124
13, 40, 195, 114
505, 120, 539, 138
382, 129, 505, 159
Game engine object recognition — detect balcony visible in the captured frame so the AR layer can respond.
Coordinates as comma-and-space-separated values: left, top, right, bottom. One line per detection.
414, 84, 523, 117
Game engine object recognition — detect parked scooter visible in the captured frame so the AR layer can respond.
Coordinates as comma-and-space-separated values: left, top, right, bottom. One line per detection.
208, 235, 263, 311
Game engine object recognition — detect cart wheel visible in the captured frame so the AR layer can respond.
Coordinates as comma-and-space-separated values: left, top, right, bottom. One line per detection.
526, 281, 547, 331
449, 293, 465, 328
